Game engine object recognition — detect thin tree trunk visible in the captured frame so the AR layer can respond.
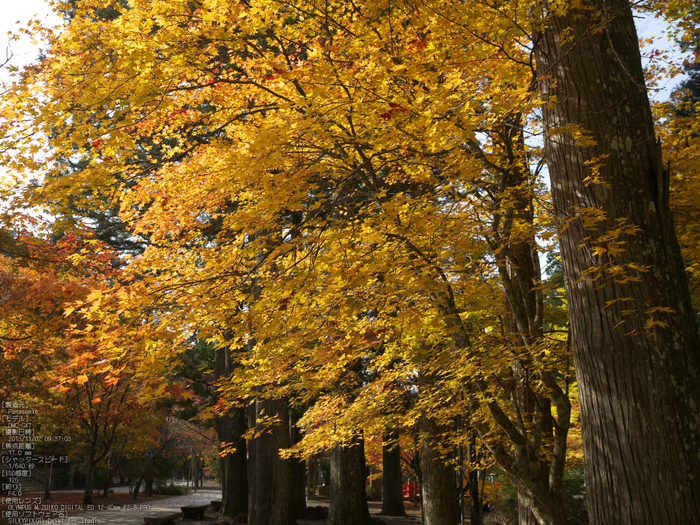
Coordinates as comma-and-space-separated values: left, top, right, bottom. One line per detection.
132, 470, 145, 499
425, 108, 570, 524
68, 462, 76, 490
496, 115, 566, 525
291, 408, 307, 514
468, 469, 481, 525
468, 431, 482, 525
83, 452, 95, 505
145, 474, 153, 497
535, 1, 700, 523
102, 460, 110, 497
381, 430, 406, 516
103, 453, 119, 497
192, 449, 199, 493
132, 454, 156, 500
327, 437, 374, 525
43, 454, 52, 501
247, 400, 260, 520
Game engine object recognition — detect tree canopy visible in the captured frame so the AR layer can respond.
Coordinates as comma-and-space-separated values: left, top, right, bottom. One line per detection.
1, 0, 699, 524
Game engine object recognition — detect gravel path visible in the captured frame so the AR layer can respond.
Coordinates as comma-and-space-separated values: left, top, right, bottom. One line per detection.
44, 489, 219, 525
7, 489, 424, 525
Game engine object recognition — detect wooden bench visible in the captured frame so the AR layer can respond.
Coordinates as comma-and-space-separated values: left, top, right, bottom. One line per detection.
180, 505, 208, 520
143, 512, 181, 525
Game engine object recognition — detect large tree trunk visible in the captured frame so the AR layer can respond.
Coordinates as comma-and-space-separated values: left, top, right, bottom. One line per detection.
381, 430, 405, 516
247, 397, 295, 525
327, 437, 373, 525
270, 399, 295, 525
217, 408, 248, 517
215, 345, 248, 518
535, 1, 700, 523
420, 417, 458, 525
518, 489, 540, 525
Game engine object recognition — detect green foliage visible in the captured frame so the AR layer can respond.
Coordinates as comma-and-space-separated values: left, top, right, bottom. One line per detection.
484, 469, 588, 525
560, 469, 588, 525
156, 482, 185, 496
484, 474, 518, 525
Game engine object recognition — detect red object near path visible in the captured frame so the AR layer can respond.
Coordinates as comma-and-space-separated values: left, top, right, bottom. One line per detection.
402, 481, 419, 499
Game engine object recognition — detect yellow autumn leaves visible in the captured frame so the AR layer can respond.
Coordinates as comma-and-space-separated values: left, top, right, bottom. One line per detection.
3, 0, 573, 465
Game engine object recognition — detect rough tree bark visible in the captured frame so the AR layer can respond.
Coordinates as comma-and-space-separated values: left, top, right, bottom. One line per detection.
419, 416, 459, 525
247, 397, 295, 525
381, 430, 406, 516
216, 407, 248, 517
326, 437, 374, 525
214, 345, 248, 518
535, 1, 700, 523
